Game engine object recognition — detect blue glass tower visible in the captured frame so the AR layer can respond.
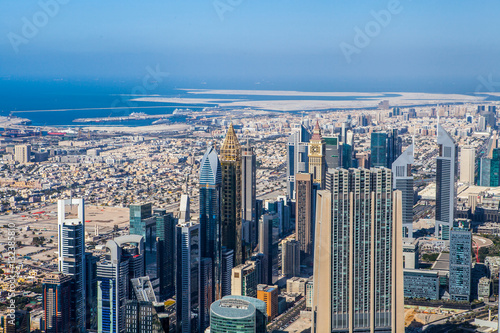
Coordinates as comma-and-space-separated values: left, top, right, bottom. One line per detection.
199, 146, 223, 299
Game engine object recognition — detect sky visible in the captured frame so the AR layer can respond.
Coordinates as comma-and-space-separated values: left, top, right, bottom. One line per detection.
0, 0, 499, 92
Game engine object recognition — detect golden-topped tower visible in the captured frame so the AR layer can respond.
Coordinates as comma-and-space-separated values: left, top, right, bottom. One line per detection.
220, 123, 243, 266
308, 120, 325, 188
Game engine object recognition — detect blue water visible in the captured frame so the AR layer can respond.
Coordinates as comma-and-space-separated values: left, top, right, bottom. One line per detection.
0, 77, 490, 127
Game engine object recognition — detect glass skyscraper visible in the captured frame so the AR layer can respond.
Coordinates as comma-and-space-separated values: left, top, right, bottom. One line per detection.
199, 146, 223, 300
435, 124, 457, 240
57, 198, 86, 330
286, 123, 310, 199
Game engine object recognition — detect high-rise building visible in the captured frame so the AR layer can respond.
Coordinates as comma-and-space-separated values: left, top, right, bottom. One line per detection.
155, 209, 176, 300
308, 121, 326, 188
199, 257, 213, 331
257, 284, 279, 321
231, 261, 258, 297
221, 123, 243, 266
392, 144, 415, 238
175, 222, 200, 333
371, 132, 388, 168
241, 141, 257, 247
97, 235, 145, 333
14, 144, 31, 163
129, 203, 153, 241
125, 277, 164, 333
179, 195, 190, 223
387, 129, 402, 168
324, 136, 340, 169
210, 296, 267, 333
282, 239, 300, 277
460, 147, 475, 185
57, 198, 86, 329
43, 272, 73, 333
129, 203, 156, 278
479, 135, 500, 186
371, 130, 402, 169
199, 145, 223, 300
313, 168, 404, 332
221, 247, 234, 297
435, 124, 458, 240
85, 252, 99, 331
449, 222, 472, 301
259, 214, 273, 285
287, 123, 311, 199
295, 173, 313, 256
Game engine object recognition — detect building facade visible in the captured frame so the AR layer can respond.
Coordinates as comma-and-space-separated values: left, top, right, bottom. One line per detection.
308, 121, 326, 188
392, 144, 414, 238
221, 123, 243, 265
57, 198, 86, 330
282, 239, 300, 277
313, 168, 404, 333
295, 173, 313, 256
43, 273, 73, 333
199, 146, 223, 300
241, 141, 257, 247
435, 124, 458, 240
287, 123, 310, 199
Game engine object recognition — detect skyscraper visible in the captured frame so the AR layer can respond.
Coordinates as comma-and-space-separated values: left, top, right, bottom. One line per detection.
221, 247, 234, 297
308, 120, 326, 188
392, 144, 414, 238
57, 198, 86, 330
287, 123, 311, 199
231, 262, 258, 297
282, 239, 300, 278
199, 145, 223, 300
43, 273, 73, 333
155, 209, 176, 300
199, 257, 213, 331
175, 222, 200, 333
435, 124, 458, 240
371, 132, 388, 168
221, 123, 243, 265
324, 136, 340, 169
295, 173, 313, 256
313, 168, 404, 332
97, 235, 145, 333
241, 140, 257, 247
85, 252, 99, 331
460, 147, 475, 185
371, 130, 402, 169
129, 203, 156, 279
257, 284, 279, 321
125, 277, 164, 333
259, 214, 273, 285
449, 221, 472, 301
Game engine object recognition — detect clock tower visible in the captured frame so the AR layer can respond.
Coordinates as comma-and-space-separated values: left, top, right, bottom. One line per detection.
308, 120, 325, 188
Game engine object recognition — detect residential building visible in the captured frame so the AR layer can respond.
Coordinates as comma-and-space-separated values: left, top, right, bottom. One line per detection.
312, 168, 404, 332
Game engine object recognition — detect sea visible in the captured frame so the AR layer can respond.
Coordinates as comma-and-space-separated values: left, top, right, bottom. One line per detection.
0, 77, 494, 128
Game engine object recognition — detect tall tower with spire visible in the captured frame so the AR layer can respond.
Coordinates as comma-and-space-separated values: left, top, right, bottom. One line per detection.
308, 120, 326, 188
221, 123, 243, 266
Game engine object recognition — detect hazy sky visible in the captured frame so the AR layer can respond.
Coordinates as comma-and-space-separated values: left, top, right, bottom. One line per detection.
0, 0, 499, 92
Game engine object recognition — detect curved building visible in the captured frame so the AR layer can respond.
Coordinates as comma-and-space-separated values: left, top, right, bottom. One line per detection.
210, 298, 257, 333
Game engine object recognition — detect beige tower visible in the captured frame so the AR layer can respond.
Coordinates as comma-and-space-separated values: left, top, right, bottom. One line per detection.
460, 146, 475, 184
313, 168, 404, 333
308, 120, 325, 188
